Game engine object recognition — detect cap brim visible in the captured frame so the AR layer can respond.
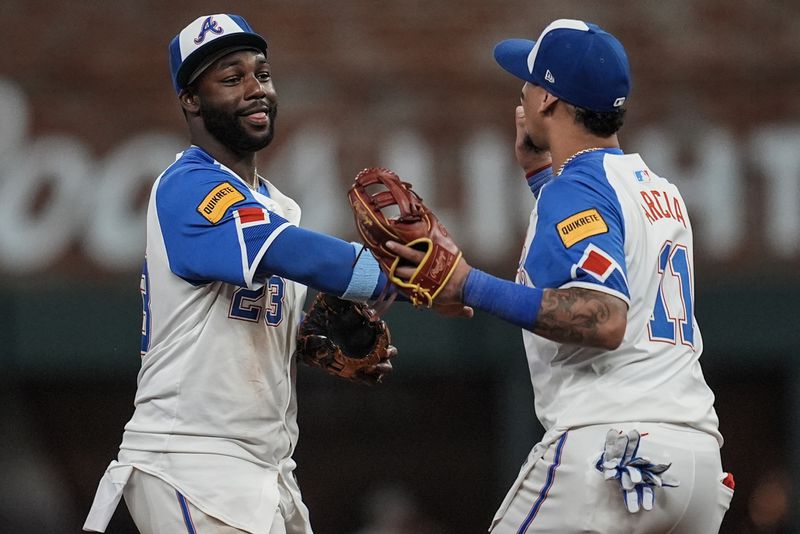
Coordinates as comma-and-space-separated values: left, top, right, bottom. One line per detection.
176, 33, 267, 89
493, 39, 537, 83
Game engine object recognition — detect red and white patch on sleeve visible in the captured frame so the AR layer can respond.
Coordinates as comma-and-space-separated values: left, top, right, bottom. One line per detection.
572, 243, 619, 282
234, 207, 271, 226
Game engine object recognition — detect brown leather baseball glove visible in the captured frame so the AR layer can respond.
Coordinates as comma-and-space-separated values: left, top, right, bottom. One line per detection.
295, 292, 395, 384
347, 167, 463, 308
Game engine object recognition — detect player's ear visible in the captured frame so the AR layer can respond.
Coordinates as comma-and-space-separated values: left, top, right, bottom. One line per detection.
540, 92, 559, 115
179, 88, 200, 114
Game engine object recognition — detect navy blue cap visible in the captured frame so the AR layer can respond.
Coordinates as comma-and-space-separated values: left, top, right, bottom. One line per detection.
169, 14, 267, 93
494, 19, 631, 112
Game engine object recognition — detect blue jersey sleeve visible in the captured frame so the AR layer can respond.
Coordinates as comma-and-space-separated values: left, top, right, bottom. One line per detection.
525, 172, 629, 301
156, 165, 292, 287
156, 156, 387, 298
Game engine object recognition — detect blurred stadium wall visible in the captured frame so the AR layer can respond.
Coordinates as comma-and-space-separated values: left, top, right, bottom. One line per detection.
1, 1, 798, 532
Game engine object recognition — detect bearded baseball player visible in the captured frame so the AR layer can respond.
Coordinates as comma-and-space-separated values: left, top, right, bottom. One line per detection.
82, 13, 419, 534
387, 19, 733, 533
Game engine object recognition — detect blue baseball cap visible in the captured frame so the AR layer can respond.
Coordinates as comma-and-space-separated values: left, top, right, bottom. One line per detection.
169, 14, 267, 93
494, 19, 631, 112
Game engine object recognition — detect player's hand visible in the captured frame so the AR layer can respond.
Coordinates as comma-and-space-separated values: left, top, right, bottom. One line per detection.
514, 105, 552, 175
385, 241, 474, 318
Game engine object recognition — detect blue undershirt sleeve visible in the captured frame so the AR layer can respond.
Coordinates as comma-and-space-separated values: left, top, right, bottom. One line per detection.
462, 268, 543, 331
258, 226, 386, 300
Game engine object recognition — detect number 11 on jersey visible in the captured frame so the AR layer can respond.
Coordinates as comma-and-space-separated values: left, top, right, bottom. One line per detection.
648, 241, 695, 348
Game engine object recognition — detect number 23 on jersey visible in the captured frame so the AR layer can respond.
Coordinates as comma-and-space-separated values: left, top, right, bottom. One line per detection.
140, 262, 286, 356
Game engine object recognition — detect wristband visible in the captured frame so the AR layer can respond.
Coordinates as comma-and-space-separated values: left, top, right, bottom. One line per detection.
341, 243, 382, 301
526, 166, 553, 197
525, 164, 551, 180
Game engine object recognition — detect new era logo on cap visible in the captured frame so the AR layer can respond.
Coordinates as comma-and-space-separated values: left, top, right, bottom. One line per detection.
169, 14, 267, 93
494, 18, 631, 112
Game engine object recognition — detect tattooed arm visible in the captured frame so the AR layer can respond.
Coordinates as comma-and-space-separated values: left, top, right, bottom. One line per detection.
534, 287, 627, 350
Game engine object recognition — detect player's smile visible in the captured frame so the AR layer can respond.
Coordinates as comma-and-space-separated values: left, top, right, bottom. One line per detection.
240, 104, 272, 127
244, 111, 268, 125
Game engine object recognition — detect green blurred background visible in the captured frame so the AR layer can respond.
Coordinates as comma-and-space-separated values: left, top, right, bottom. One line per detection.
1, 1, 798, 532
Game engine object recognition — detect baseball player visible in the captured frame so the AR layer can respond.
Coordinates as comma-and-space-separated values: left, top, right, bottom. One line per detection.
388, 19, 733, 532
82, 13, 416, 534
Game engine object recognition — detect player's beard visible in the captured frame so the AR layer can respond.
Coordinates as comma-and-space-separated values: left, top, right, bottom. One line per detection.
201, 102, 277, 153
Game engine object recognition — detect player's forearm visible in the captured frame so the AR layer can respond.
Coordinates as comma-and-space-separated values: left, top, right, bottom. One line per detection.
534, 287, 626, 349
261, 227, 386, 300
462, 269, 626, 349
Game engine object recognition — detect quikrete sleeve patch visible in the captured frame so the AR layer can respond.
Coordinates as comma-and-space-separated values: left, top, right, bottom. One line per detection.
197, 182, 245, 224
556, 208, 608, 248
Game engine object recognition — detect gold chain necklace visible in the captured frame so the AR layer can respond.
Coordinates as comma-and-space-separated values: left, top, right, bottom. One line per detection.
555, 147, 605, 176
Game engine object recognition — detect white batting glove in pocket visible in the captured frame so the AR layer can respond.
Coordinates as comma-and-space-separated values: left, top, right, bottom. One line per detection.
595, 428, 680, 513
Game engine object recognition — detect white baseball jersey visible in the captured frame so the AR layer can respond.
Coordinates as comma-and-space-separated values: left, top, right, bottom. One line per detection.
516, 148, 721, 444
491, 149, 732, 532
85, 146, 310, 533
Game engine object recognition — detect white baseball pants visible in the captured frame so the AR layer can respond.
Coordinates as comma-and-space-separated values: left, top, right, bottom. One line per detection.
489, 423, 733, 533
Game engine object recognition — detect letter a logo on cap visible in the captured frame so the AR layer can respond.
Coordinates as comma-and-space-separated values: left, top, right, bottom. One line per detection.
194, 16, 224, 44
